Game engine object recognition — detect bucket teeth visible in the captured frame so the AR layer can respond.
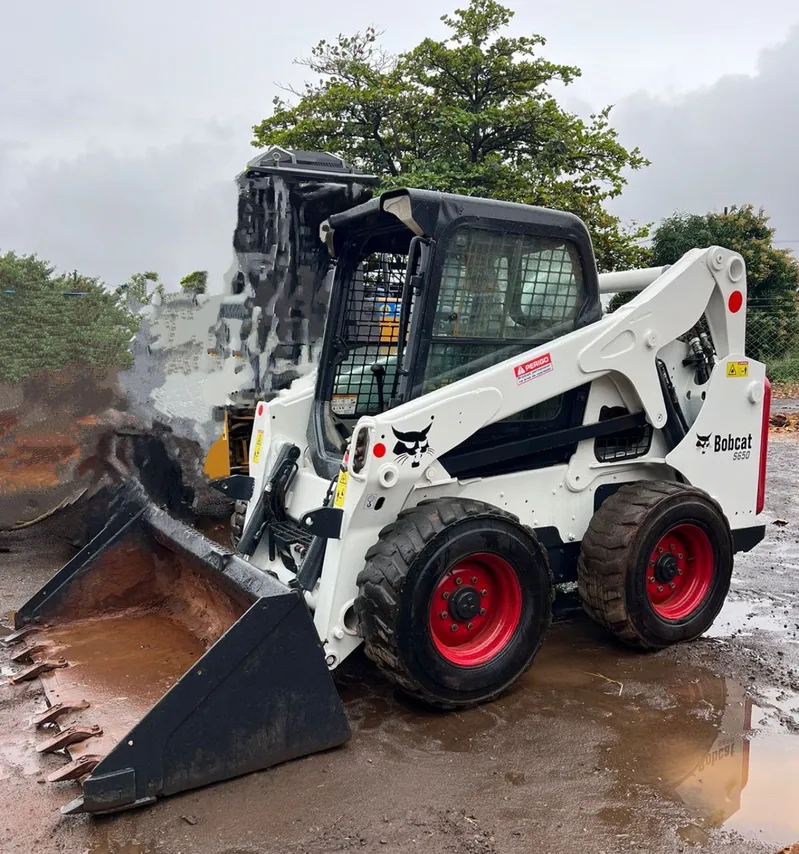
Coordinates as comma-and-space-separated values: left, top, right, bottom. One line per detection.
0, 627, 38, 647
37, 724, 102, 754
9, 659, 68, 684
10, 643, 46, 663
32, 701, 90, 728
46, 754, 103, 783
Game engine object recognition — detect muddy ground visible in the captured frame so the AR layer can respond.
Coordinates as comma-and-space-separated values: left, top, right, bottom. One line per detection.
1, 441, 799, 854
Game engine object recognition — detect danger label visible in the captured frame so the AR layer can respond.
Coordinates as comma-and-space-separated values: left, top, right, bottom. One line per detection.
514, 353, 553, 385
726, 360, 749, 378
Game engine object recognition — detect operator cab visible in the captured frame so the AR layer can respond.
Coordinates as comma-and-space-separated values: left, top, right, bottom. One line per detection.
311, 188, 602, 480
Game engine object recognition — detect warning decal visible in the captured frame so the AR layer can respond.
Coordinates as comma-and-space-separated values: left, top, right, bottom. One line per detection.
514, 353, 554, 385
334, 470, 350, 508
726, 360, 749, 379
251, 429, 264, 464
332, 394, 358, 416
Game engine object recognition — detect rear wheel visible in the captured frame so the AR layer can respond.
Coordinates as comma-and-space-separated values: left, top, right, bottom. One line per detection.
355, 498, 553, 709
577, 481, 733, 650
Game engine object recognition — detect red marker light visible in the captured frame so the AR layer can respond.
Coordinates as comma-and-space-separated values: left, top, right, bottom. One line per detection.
728, 290, 743, 313
373, 443, 386, 458
256, 403, 264, 416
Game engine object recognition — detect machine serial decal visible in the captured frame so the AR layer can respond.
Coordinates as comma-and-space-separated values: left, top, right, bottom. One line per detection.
696, 432, 753, 460
513, 352, 553, 385
726, 360, 749, 378
392, 421, 434, 468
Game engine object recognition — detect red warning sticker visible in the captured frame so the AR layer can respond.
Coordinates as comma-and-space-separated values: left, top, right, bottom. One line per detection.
514, 353, 553, 385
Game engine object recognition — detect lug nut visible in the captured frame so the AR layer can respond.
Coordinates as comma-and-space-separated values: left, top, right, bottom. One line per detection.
471, 576, 478, 584
440, 612, 447, 619
442, 591, 450, 600
455, 577, 463, 585
677, 569, 683, 575
669, 543, 675, 551
649, 576, 656, 583
481, 589, 487, 597
677, 553, 683, 559
451, 624, 458, 632
657, 586, 663, 592
669, 582, 675, 589
479, 608, 486, 616
658, 547, 664, 554
467, 622, 474, 630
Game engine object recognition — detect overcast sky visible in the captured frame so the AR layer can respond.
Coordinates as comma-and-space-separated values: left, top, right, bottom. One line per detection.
2, 0, 798, 289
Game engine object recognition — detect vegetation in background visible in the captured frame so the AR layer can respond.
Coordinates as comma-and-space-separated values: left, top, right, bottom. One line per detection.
180, 270, 208, 295
0, 250, 140, 383
253, 0, 651, 271
608, 206, 799, 376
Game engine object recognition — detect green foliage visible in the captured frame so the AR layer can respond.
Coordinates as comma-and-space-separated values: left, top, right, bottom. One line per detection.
606, 205, 799, 371
0, 250, 140, 383
180, 270, 208, 294
768, 355, 799, 383
120, 270, 161, 305
253, 0, 650, 271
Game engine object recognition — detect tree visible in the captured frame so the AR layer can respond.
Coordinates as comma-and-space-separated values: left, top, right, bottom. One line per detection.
607, 206, 799, 372
180, 270, 208, 295
252, 0, 650, 271
0, 250, 140, 383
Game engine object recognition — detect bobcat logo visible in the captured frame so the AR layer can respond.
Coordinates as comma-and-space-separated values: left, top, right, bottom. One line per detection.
696, 433, 712, 454
392, 422, 434, 468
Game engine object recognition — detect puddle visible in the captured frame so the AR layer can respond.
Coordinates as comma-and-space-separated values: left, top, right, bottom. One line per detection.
340, 618, 799, 847
705, 597, 799, 640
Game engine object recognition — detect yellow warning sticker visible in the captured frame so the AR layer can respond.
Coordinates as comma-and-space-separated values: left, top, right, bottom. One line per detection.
726, 360, 749, 378
334, 470, 349, 509
251, 429, 264, 464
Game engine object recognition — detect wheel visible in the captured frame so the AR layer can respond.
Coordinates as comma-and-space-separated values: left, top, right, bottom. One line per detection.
577, 481, 733, 650
230, 500, 247, 549
355, 497, 553, 709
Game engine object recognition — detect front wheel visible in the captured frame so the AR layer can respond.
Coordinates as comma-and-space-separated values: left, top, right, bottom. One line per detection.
577, 481, 734, 650
355, 498, 553, 709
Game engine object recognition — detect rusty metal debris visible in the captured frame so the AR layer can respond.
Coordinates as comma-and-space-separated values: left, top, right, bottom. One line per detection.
36, 724, 102, 754
31, 701, 90, 728
9, 659, 67, 684
46, 755, 103, 783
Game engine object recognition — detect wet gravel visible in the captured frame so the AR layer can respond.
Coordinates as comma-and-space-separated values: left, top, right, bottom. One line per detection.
0, 439, 798, 854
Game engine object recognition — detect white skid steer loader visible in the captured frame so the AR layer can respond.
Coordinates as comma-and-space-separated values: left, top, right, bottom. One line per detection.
5, 187, 769, 815
231, 188, 769, 694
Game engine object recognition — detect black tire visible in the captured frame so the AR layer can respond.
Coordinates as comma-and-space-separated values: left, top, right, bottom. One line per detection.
230, 500, 247, 549
355, 497, 553, 709
577, 481, 733, 650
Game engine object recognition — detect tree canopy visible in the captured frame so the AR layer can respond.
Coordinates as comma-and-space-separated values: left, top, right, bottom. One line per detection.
608, 205, 799, 374
253, 0, 650, 271
0, 250, 140, 383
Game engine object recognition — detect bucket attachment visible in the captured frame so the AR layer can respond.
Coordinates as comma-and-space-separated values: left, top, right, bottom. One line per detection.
8, 481, 350, 816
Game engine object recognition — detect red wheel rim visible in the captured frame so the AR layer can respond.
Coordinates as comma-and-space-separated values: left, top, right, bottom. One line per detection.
429, 553, 522, 666
646, 524, 714, 620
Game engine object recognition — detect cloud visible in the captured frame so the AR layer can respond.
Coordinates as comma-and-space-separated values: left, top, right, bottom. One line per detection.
611, 24, 799, 249
0, 124, 249, 290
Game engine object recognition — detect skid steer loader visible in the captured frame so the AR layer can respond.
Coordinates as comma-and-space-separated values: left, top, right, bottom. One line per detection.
4, 187, 769, 817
